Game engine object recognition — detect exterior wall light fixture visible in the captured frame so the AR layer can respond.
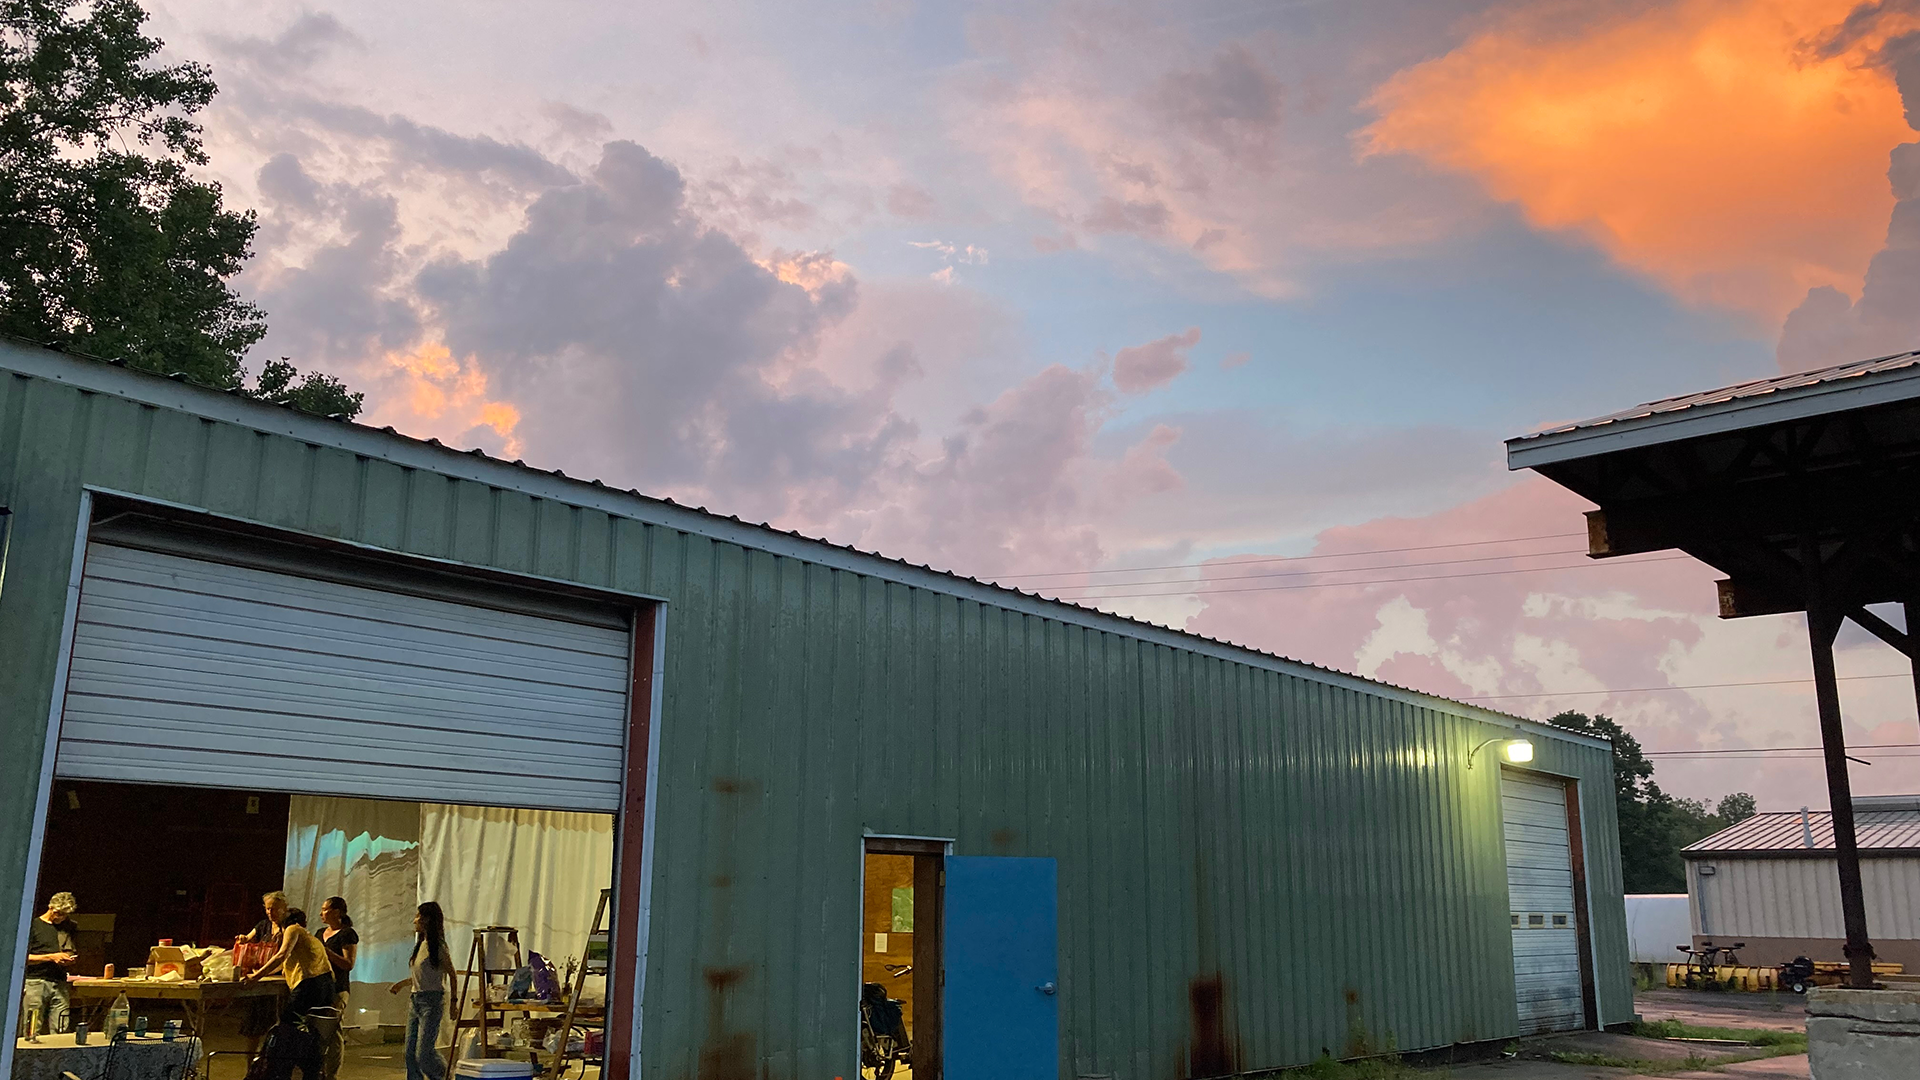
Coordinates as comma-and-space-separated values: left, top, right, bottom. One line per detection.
1469, 736, 1535, 769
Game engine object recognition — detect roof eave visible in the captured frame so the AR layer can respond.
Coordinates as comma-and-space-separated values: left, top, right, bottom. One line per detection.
1683, 847, 1919, 860
1506, 363, 1920, 471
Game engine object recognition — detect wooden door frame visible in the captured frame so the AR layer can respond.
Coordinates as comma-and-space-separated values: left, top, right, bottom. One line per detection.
605, 602, 665, 1079
1560, 777, 1600, 1030
864, 835, 949, 1080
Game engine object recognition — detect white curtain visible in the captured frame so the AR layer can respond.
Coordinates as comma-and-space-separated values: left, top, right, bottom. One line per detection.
284, 799, 613, 1028
417, 804, 614, 974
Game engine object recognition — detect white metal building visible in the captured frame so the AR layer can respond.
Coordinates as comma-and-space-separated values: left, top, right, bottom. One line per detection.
1682, 796, 1920, 971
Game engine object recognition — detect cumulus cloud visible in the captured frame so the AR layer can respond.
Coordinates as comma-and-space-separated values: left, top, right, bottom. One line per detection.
955, 16, 1462, 296
1778, 4, 1920, 369
1145, 43, 1285, 170
225, 89, 1208, 577
411, 141, 901, 519
1111, 327, 1199, 393
1364, 0, 1916, 322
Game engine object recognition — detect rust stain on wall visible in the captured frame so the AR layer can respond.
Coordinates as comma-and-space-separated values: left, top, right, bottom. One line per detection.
697, 965, 754, 1080
1183, 973, 1239, 1079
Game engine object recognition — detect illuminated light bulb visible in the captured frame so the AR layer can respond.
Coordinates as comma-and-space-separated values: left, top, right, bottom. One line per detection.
1504, 739, 1534, 764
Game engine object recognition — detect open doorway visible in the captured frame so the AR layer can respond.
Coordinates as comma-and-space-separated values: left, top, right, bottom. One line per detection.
861, 839, 944, 1080
26, 779, 615, 1080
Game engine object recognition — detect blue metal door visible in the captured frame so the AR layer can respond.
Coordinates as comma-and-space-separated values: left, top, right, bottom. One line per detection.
943, 856, 1059, 1079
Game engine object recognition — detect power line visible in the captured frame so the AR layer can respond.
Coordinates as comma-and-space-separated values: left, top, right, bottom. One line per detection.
1051, 554, 1692, 601
1645, 743, 1920, 757
988, 532, 1587, 581
1461, 673, 1916, 701
1037, 547, 1590, 592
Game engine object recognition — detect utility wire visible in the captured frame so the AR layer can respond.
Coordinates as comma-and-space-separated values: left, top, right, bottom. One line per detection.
988, 531, 1587, 581
1050, 554, 1692, 601
1036, 547, 1591, 592
1644, 744, 1920, 757
1460, 673, 1916, 701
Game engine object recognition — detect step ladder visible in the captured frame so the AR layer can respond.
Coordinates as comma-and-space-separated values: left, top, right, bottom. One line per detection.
542, 889, 611, 1080
451, 926, 523, 1058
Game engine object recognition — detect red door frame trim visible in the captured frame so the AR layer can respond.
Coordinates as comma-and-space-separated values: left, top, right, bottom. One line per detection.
605, 602, 660, 1079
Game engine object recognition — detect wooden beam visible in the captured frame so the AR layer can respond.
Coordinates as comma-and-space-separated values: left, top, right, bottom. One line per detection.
1908, 601, 1920, 737
1587, 479, 1920, 558
1718, 577, 1804, 619
1585, 509, 1612, 558
1808, 599, 1879, 989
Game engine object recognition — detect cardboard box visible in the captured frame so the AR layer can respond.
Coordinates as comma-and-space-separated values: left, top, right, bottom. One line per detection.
148, 946, 203, 981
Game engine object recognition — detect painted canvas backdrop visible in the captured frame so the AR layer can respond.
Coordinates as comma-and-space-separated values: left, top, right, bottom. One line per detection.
286, 797, 613, 1027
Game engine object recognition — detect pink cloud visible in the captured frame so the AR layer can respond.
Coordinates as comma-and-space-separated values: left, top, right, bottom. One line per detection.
953, 18, 1472, 295
1184, 478, 1920, 809
1112, 327, 1199, 393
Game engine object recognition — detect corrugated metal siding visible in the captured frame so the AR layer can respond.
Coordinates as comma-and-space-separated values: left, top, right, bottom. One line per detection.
1689, 858, 1920, 941
0, 359, 1631, 1078
1684, 808, 1920, 853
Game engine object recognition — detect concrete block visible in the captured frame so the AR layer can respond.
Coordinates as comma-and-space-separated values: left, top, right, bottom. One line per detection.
1807, 987, 1920, 1079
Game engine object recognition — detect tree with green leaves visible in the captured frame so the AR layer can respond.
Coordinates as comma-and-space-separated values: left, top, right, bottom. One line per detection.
1547, 711, 1755, 893
1714, 791, 1757, 825
0, 0, 361, 418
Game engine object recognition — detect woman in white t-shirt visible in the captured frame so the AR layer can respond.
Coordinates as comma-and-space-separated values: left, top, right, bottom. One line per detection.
389, 902, 450, 1080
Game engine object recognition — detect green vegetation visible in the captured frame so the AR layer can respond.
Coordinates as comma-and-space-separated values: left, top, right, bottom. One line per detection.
1281, 1055, 1428, 1080
1549, 712, 1757, 891
1546, 1049, 1724, 1071
1629, 1019, 1806, 1049
1546, 1021, 1806, 1073
0, 0, 361, 417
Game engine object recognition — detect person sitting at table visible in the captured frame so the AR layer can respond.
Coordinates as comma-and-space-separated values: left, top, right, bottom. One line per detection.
317, 897, 358, 1080
22, 891, 78, 1035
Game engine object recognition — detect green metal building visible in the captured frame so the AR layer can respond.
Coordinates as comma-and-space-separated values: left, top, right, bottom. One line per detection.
0, 341, 1628, 1079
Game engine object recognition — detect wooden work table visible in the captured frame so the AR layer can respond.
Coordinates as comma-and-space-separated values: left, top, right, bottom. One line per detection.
66, 978, 285, 1041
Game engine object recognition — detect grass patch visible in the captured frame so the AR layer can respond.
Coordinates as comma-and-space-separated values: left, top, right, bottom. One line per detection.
1630, 1019, 1807, 1049
1280, 1055, 1428, 1079
1542, 1021, 1808, 1074
1547, 1050, 1726, 1071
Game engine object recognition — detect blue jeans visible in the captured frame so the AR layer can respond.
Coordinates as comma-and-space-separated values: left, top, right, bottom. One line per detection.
23, 978, 71, 1034
405, 991, 445, 1080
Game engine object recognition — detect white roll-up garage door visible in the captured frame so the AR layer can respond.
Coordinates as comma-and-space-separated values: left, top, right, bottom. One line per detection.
1502, 768, 1587, 1034
56, 543, 633, 812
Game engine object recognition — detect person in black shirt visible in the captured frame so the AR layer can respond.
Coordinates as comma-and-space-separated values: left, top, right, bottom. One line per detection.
236, 890, 290, 1054
23, 891, 78, 1034
317, 897, 359, 1080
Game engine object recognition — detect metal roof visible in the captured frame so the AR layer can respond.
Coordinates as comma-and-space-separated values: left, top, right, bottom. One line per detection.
1507, 350, 1920, 470
1684, 799, 1920, 857
0, 337, 1610, 749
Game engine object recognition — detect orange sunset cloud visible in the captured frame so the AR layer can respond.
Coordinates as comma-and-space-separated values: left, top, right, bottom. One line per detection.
367, 340, 523, 455
1365, 0, 1918, 322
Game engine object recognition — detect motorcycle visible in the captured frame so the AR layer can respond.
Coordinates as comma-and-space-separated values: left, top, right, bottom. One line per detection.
859, 982, 911, 1080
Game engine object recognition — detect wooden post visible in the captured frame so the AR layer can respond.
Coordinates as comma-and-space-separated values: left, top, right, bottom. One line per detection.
1906, 601, 1920, 735
1807, 604, 1877, 988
